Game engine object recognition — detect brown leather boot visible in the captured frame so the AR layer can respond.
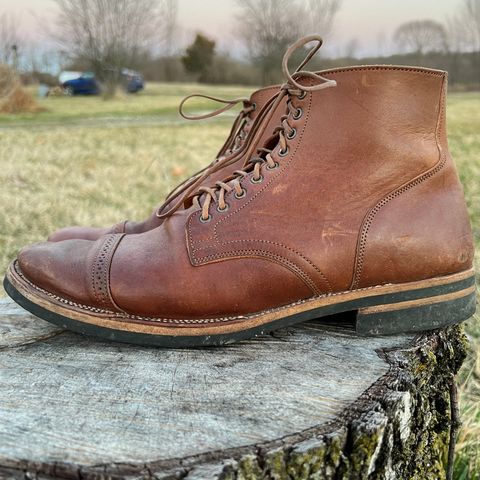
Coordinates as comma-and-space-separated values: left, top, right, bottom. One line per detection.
47, 85, 282, 242
6, 36, 475, 347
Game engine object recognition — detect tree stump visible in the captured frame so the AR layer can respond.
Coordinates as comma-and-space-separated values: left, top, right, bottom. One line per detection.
0, 297, 467, 480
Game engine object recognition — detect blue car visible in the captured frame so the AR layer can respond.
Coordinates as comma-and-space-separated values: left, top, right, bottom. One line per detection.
60, 70, 144, 96
61, 72, 100, 96
122, 68, 145, 93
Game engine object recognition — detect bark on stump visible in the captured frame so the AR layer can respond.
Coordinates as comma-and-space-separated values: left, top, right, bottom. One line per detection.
0, 298, 467, 480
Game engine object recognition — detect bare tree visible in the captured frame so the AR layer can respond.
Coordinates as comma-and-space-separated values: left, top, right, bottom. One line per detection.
300, 0, 342, 38
461, 0, 480, 51
236, 0, 341, 85
394, 20, 448, 55
159, 0, 178, 81
0, 13, 21, 68
236, 0, 298, 85
52, 0, 177, 96
450, 0, 480, 51
450, 0, 480, 83
162, 0, 178, 56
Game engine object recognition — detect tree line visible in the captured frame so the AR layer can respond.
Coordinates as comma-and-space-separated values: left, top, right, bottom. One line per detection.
0, 0, 478, 92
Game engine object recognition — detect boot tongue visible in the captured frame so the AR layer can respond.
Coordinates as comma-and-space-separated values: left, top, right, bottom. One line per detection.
225, 86, 279, 155
227, 109, 254, 155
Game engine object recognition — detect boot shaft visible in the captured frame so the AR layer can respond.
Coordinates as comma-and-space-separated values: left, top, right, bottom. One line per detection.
296, 66, 447, 185
188, 66, 474, 293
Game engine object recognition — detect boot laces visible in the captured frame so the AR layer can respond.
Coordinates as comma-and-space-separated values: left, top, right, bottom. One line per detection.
155, 94, 256, 215
192, 34, 338, 222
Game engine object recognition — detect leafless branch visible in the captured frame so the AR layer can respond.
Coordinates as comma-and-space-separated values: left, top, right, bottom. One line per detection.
51, 0, 178, 93
235, 0, 341, 84
450, 0, 480, 51
394, 20, 448, 55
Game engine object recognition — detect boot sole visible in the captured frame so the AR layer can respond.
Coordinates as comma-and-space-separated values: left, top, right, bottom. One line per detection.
4, 261, 476, 347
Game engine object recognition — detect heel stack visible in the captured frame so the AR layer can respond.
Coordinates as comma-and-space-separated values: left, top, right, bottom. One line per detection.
355, 283, 476, 336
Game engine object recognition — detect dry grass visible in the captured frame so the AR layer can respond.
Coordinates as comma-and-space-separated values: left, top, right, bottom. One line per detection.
0, 64, 42, 114
0, 121, 232, 265
0, 84, 479, 478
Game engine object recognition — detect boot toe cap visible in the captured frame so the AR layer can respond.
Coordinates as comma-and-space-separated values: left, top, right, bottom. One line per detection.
17, 240, 95, 306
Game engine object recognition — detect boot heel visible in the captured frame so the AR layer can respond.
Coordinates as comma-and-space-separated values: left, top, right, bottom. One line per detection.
355, 287, 476, 336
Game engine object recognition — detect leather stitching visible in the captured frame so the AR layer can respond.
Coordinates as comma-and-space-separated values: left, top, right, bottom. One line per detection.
187, 69, 443, 294
193, 249, 320, 295
187, 82, 311, 246
90, 234, 125, 310
211, 85, 312, 235
186, 81, 328, 294
192, 238, 332, 293
320, 65, 444, 77
351, 74, 447, 289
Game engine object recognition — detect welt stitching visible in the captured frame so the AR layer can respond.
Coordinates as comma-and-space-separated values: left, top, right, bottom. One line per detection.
17, 260, 314, 323
193, 248, 320, 295
15, 261, 470, 325
192, 238, 332, 292
351, 75, 447, 289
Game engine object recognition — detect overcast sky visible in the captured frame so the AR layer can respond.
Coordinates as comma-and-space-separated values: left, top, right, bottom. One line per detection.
0, 0, 460, 57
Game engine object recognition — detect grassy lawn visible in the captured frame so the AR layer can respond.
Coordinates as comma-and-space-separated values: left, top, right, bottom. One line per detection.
0, 83, 479, 477
447, 92, 480, 479
1, 82, 254, 125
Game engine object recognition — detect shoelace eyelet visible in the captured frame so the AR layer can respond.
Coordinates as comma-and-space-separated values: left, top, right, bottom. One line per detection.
293, 107, 303, 120
217, 203, 229, 213
298, 91, 307, 100
199, 214, 212, 224
234, 188, 247, 199
250, 175, 264, 184
278, 147, 289, 157
251, 102, 257, 110
287, 128, 297, 140
266, 161, 279, 170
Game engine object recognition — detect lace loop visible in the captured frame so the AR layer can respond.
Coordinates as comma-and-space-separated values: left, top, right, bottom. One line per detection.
282, 35, 337, 92
178, 94, 253, 121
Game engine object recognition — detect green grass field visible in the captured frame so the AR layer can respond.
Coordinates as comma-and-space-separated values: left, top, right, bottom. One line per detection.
0, 83, 479, 478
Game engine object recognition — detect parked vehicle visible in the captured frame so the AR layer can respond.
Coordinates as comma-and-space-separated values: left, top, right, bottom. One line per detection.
59, 70, 144, 96
122, 69, 145, 93
60, 72, 100, 96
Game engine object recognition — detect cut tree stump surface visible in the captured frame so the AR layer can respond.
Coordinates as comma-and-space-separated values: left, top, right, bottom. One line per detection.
0, 297, 467, 480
